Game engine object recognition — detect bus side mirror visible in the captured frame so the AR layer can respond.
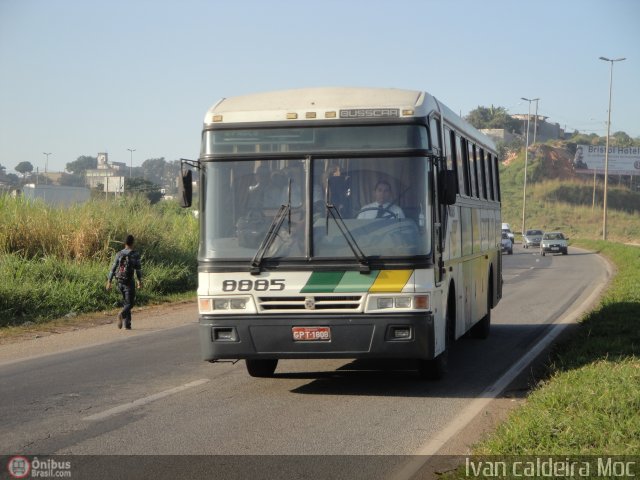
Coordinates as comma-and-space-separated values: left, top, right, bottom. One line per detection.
179, 170, 193, 208
442, 170, 457, 205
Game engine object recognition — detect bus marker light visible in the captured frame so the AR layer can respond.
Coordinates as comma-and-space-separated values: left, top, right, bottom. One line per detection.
305, 112, 316, 119
199, 298, 213, 313
212, 115, 223, 122
286, 113, 298, 119
325, 111, 336, 118
402, 109, 414, 116
414, 295, 429, 309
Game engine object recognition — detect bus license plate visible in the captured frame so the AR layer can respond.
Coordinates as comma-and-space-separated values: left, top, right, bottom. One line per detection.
292, 326, 331, 342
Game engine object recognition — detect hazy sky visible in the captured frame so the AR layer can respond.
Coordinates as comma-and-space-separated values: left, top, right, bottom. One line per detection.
1, 0, 638, 174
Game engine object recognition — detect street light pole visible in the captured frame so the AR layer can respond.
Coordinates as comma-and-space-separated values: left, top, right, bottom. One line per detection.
520, 97, 539, 237
42, 152, 52, 184
127, 148, 136, 178
43, 152, 52, 173
532, 99, 540, 145
599, 56, 625, 241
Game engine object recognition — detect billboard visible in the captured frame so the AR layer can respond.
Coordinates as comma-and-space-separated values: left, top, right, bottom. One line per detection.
573, 145, 640, 175
104, 176, 125, 193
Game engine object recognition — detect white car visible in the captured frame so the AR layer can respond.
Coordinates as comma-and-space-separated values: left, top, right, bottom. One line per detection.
540, 231, 568, 256
501, 223, 514, 244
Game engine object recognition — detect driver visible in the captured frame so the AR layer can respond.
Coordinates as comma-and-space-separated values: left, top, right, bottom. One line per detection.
357, 180, 405, 219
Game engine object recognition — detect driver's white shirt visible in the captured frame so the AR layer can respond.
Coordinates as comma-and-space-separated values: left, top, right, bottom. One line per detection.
357, 202, 405, 219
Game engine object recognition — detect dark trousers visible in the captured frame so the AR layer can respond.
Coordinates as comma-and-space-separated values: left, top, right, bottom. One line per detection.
118, 282, 136, 327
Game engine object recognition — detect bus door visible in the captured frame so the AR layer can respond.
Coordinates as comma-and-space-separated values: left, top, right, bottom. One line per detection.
430, 116, 446, 286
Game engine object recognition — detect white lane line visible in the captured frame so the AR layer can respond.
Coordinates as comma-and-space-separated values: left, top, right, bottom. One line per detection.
83, 379, 209, 421
389, 252, 611, 480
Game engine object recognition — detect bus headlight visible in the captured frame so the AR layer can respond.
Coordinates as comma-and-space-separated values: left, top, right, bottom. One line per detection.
369, 294, 430, 312
199, 296, 253, 314
377, 297, 394, 309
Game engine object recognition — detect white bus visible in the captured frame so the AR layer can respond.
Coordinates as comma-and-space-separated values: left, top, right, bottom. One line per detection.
180, 87, 502, 379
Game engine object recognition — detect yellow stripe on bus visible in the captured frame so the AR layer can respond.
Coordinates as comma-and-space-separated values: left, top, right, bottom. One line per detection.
369, 270, 413, 293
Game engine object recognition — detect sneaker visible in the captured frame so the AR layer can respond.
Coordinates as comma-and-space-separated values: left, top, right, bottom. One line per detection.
125, 326, 132, 330
117, 313, 123, 329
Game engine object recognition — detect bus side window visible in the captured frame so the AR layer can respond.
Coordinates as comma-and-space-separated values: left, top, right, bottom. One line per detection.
487, 152, 495, 201
478, 148, 487, 199
468, 142, 477, 198
456, 134, 468, 196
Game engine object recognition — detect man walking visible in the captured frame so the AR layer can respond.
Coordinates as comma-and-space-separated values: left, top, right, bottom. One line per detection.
106, 234, 142, 330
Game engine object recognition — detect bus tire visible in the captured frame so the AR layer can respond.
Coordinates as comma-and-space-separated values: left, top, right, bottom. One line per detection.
417, 288, 455, 380
246, 359, 278, 377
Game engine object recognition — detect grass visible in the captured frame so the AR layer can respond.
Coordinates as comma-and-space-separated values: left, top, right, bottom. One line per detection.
0, 194, 198, 326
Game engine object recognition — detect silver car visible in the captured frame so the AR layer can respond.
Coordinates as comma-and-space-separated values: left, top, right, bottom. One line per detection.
540, 232, 568, 256
523, 229, 543, 249
501, 232, 513, 255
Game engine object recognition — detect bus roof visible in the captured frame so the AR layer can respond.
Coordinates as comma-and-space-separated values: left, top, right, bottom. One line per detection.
205, 87, 495, 151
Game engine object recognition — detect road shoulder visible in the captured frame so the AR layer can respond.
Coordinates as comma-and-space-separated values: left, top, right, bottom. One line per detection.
0, 300, 197, 366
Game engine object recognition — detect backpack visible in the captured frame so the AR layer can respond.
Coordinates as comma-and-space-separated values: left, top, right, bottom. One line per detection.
114, 251, 134, 283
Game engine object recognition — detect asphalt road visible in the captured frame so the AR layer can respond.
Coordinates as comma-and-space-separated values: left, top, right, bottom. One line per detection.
0, 245, 609, 479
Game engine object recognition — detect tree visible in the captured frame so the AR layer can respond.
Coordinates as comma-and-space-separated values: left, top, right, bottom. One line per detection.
466, 106, 521, 133
125, 177, 163, 204
15, 161, 34, 177
65, 156, 97, 175
611, 131, 634, 147
140, 158, 167, 186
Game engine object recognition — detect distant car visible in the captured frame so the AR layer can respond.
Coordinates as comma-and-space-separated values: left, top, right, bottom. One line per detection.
502, 228, 514, 244
540, 232, 568, 256
523, 229, 543, 249
501, 223, 514, 244
501, 232, 513, 255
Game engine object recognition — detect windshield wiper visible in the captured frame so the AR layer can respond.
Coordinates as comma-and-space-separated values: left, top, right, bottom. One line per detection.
250, 204, 290, 274
325, 202, 370, 273
250, 179, 293, 274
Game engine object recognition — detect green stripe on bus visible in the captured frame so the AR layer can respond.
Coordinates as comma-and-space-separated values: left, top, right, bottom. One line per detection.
300, 272, 346, 293
333, 271, 380, 292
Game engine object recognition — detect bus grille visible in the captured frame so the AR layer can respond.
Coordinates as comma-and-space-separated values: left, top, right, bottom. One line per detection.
257, 295, 363, 312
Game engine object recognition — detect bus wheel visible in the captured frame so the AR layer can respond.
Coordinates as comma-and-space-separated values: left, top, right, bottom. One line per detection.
246, 359, 278, 377
470, 276, 492, 339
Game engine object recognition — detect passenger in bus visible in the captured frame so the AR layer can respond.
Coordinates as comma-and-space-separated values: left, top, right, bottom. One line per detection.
247, 165, 300, 209
357, 180, 405, 219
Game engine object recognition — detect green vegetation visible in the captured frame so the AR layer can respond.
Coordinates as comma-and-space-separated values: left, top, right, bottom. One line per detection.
473, 242, 639, 457
499, 143, 640, 242
0, 194, 198, 327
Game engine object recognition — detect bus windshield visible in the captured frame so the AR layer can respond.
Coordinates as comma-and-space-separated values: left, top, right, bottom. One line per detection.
199, 156, 431, 261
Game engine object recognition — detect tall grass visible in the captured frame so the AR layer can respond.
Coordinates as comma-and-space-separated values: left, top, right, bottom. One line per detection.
0, 194, 198, 326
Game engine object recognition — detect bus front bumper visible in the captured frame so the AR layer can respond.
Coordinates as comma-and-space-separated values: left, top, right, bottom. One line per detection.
198, 313, 435, 361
